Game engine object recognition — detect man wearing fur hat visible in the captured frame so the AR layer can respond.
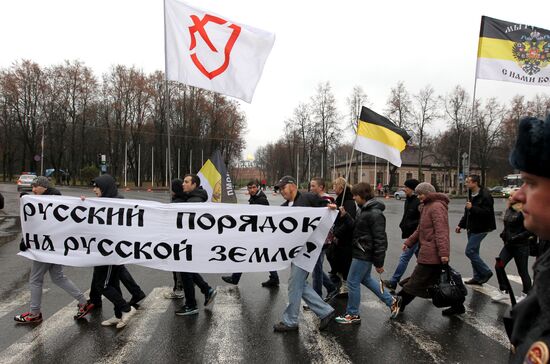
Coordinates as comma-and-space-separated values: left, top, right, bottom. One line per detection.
508, 115, 550, 364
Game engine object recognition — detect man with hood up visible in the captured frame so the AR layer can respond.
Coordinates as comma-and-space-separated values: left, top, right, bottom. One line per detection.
86, 174, 145, 329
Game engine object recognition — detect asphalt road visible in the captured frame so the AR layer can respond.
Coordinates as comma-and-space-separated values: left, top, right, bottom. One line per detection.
0, 183, 524, 363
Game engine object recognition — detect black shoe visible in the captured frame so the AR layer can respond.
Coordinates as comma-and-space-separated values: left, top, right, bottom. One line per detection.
382, 280, 397, 291
261, 278, 280, 288
319, 311, 336, 331
324, 289, 339, 302
204, 288, 217, 307
273, 322, 298, 332
442, 305, 466, 316
175, 305, 199, 316
222, 276, 237, 285
478, 271, 494, 284
464, 279, 482, 286
129, 291, 146, 308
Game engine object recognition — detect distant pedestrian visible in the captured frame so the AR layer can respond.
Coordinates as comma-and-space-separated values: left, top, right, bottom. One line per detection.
491, 191, 534, 304
383, 179, 421, 291
456, 175, 496, 285
334, 182, 401, 325
222, 179, 280, 288
272, 176, 336, 332
14, 176, 93, 324
396, 182, 465, 316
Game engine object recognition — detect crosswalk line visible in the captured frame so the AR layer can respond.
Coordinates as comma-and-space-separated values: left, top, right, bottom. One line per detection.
507, 275, 523, 285
279, 284, 352, 364
0, 288, 49, 320
95, 287, 172, 364
202, 285, 245, 363
361, 300, 445, 363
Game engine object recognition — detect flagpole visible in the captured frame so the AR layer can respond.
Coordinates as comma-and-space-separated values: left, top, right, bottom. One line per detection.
467, 77, 478, 183
163, 0, 172, 195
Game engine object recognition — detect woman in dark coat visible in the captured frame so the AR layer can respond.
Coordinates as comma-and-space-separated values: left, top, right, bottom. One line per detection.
396, 182, 465, 316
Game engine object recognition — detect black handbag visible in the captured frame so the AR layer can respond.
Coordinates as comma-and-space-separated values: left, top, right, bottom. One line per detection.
429, 265, 468, 308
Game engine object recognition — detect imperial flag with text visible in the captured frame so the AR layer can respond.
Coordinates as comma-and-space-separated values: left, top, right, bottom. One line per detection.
197, 150, 237, 203
164, 0, 275, 102
354, 107, 410, 167
476, 16, 550, 86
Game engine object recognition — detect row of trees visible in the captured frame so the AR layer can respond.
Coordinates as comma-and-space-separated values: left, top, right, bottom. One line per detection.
255, 81, 550, 186
0, 60, 246, 186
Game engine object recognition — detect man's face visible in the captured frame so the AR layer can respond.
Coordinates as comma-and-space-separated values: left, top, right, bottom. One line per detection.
404, 186, 413, 197
310, 181, 322, 195
32, 185, 46, 195
279, 183, 296, 201
93, 186, 102, 197
465, 177, 477, 190
353, 194, 366, 206
514, 171, 550, 239
247, 184, 258, 196
183, 176, 196, 192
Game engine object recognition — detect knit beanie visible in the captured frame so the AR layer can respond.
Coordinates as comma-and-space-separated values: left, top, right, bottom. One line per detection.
415, 182, 435, 195
404, 179, 420, 190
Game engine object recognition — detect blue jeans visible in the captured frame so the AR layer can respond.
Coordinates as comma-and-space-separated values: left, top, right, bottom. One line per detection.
346, 258, 394, 316
389, 242, 419, 286
465, 232, 492, 281
282, 264, 334, 327
231, 271, 278, 284
313, 250, 337, 297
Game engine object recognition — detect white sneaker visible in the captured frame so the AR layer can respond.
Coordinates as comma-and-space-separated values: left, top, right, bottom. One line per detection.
116, 307, 137, 329
491, 291, 509, 303
516, 293, 527, 303
339, 281, 349, 295
101, 316, 121, 326
164, 291, 184, 299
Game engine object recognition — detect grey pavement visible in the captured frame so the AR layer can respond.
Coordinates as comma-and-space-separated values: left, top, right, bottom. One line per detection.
0, 182, 521, 363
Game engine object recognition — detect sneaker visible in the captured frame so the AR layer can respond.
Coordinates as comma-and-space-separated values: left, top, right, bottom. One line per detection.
491, 290, 510, 303
516, 292, 527, 303
175, 305, 199, 316
324, 289, 339, 302
116, 307, 137, 329
101, 316, 121, 326
204, 288, 217, 308
478, 271, 494, 284
74, 302, 95, 319
129, 291, 146, 308
164, 291, 185, 299
335, 314, 361, 325
382, 280, 397, 291
273, 322, 298, 332
442, 305, 466, 316
261, 278, 280, 288
319, 311, 336, 331
14, 312, 43, 324
390, 296, 402, 318
222, 276, 238, 285
338, 281, 349, 297
303, 305, 311, 311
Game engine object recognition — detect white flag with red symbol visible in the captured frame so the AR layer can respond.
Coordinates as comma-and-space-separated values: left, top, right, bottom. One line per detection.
164, 0, 275, 103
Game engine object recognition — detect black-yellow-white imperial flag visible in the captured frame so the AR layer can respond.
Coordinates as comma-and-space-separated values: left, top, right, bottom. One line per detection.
354, 107, 410, 167
476, 16, 550, 86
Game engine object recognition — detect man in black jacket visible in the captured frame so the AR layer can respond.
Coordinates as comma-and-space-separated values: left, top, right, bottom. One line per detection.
507, 115, 550, 364
273, 176, 336, 332
221, 179, 280, 287
456, 174, 496, 285
175, 174, 217, 316
383, 179, 420, 290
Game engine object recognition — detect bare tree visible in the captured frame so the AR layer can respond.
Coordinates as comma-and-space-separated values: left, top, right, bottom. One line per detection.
346, 86, 368, 133
385, 81, 412, 130
411, 85, 439, 180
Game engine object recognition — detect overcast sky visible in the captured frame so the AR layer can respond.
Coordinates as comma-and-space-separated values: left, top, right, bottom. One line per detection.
1, 0, 549, 160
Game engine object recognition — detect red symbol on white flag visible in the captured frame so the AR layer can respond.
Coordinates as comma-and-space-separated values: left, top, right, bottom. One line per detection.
188, 14, 241, 80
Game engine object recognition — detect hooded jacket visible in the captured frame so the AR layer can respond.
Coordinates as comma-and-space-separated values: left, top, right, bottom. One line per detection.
93, 174, 121, 198
338, 198, 387, 267
405, 193, 450, 265
249, 190, 269, 206
183, 187, 208, 203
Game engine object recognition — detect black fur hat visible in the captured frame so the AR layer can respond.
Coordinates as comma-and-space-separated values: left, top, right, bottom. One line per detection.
509, 115, 550, 178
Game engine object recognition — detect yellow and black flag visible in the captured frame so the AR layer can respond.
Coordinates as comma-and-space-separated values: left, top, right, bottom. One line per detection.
354, 107, 410, 167
197, 150, 237, 203
476, 16, 550, 86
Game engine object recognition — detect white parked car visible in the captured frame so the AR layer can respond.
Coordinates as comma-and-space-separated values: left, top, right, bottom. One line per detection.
394, 190, 406, 200
17, 173, 37, 192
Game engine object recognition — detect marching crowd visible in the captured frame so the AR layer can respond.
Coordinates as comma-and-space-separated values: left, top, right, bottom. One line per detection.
6, 114, 550, 363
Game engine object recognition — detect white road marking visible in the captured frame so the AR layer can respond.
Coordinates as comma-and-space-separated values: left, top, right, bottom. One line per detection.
0, 288, 50, 319
202, 285, 245, 364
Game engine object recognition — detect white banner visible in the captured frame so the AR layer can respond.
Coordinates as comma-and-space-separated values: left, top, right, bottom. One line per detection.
164, 0, 275, 103
18, 195, 336, 273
